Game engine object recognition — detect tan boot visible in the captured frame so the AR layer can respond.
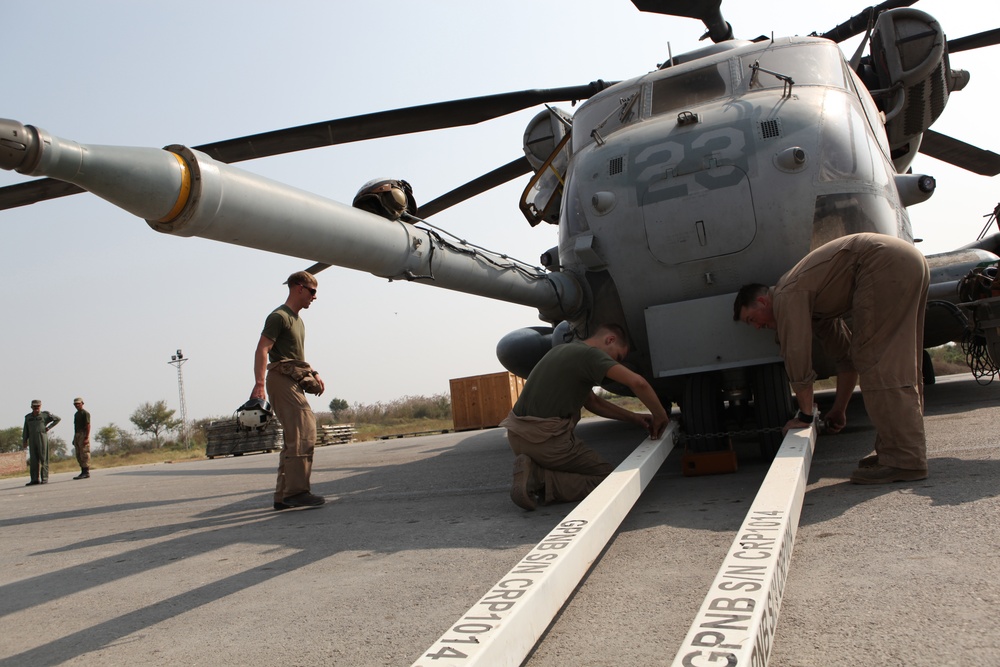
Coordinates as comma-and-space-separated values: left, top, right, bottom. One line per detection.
510, 455, 540, 511
850, 464, 928, 485
857, 454, 879, 468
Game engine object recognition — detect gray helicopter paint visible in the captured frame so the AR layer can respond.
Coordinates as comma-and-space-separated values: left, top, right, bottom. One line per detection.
1, 123, 585, 322
560, 37, 918, 380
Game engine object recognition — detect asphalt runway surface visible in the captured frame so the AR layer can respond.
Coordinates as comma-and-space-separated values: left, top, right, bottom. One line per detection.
1, 374, 998, 666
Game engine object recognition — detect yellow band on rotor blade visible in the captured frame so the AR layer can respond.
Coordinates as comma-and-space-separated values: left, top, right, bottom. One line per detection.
157, 152, 191, 222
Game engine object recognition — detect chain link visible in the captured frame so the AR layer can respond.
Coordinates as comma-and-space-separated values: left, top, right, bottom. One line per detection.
676, 425, 785, 442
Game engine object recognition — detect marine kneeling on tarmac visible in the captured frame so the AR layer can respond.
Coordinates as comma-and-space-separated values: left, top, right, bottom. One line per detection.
500, 323, 670, 511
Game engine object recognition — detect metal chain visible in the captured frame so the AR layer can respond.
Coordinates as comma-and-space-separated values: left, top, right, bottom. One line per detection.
677, 425, 785, 442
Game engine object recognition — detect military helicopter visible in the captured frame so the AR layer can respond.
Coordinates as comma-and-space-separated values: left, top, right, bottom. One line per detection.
1, 0, 998, 458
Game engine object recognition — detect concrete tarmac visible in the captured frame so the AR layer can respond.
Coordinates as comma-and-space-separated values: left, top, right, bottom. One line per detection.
1, 373, 998, 666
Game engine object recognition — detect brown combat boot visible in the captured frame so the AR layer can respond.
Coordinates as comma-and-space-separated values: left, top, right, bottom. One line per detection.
850, 464, 928, 485
510, 454, 542, 511
857, 454, 879, 468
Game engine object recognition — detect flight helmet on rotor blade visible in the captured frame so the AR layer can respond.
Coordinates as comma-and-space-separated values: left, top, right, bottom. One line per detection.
236, 398, 273, 430
352, 178, 418, 221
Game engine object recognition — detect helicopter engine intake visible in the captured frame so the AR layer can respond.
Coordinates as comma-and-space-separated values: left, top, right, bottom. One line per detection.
869, 8, 970, 170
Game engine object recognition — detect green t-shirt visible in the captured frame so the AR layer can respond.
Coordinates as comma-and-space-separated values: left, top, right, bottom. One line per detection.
261, 304, 306, 362
74, 409, 91, 433
512, 342, 618, 418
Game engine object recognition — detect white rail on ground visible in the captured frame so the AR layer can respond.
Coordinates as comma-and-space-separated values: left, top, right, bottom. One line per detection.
411, 422, 679, 667
670, 422, 817, 667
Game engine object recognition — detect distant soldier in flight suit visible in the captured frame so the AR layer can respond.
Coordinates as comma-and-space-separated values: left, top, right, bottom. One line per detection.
22, 399, 60, 486
733, 233, 930, 484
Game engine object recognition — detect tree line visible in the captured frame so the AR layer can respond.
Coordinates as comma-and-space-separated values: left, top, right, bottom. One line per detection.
0, 400, 183, 455
0, 394, 454, 455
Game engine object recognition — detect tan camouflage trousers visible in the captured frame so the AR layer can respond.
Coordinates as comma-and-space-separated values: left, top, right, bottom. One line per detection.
73, 432, 90, 470
266, 371, 316, 502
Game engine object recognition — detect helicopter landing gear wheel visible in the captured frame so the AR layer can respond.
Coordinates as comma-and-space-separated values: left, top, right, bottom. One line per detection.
752, 362, 794, 460
922, 349, 936, 385
681, 372, 725, 453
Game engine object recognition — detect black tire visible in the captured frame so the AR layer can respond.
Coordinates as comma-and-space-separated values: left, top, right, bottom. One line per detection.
752, 362, 794, 459
681, 372, 725, 452
922, 349, 936, 385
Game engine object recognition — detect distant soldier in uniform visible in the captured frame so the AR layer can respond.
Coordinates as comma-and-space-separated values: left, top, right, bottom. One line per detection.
733, 233, 930, 484
252, 271, 326, 510
22, 400, 60, 486
72, 397, 91, 479
501, 323, 670, 510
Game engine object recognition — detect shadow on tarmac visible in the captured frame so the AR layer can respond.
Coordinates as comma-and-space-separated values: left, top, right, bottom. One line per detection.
2, 375, 998, 665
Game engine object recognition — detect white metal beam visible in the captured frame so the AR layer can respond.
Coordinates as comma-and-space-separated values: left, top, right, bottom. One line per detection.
411, 422, 678, 667
671, 423, 817, 667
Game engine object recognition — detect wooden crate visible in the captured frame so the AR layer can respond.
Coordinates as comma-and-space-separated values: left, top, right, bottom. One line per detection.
449, 371, 525, 431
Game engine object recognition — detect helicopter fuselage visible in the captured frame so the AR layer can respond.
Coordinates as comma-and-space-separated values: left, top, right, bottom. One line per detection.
559, 36, 913, 396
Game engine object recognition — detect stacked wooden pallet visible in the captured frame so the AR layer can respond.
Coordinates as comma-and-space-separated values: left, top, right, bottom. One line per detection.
205, 420, 282, 459
318, 423, 356, 446
205, 421, 356, 459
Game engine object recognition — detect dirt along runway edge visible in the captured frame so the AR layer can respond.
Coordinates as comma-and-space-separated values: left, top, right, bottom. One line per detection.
1, 374, 999, 666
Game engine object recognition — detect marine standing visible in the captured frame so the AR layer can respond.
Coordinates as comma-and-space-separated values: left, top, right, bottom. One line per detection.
72, 397, 91, 479
22, 400, 60, 486
252, 271, 326, 510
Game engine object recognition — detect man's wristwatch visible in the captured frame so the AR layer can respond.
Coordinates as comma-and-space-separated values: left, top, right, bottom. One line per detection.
794, 410, 814, 424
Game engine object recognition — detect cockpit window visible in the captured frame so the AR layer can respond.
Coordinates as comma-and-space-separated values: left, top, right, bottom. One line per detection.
572, 87, 641, 153
743, 42, 847, 92
649, 63, 730, 117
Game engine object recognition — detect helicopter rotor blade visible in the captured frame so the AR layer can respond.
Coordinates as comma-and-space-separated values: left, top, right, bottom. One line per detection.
198, 83, 611, 164
0, 178, 84, 211
630, 0, 733, 43
304, 156, 534, 276
919, 129, 1000, 177
947, 27, 1000, 53
816, 0, 918, 43
0, 82, 613, 213
416, 157, 532, 219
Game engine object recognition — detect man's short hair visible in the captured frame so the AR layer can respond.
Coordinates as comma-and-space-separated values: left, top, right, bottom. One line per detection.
284, 270, 317, 289
733, 283, 769, 321
590, 323, 630, 355
594, 323, 628, 341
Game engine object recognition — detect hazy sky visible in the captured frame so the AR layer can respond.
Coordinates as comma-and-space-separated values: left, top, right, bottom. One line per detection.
2, 0, 997, 435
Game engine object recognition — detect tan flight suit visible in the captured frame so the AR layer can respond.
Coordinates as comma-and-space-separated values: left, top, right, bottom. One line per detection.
771, 233, 929, 471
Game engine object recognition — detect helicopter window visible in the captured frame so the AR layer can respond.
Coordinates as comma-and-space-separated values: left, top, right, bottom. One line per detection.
742, 43, 847, 92
572, 87, 642, 152
649, 64, 729, 117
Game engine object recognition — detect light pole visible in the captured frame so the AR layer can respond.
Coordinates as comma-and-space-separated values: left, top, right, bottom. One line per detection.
168, 349, 189, 449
